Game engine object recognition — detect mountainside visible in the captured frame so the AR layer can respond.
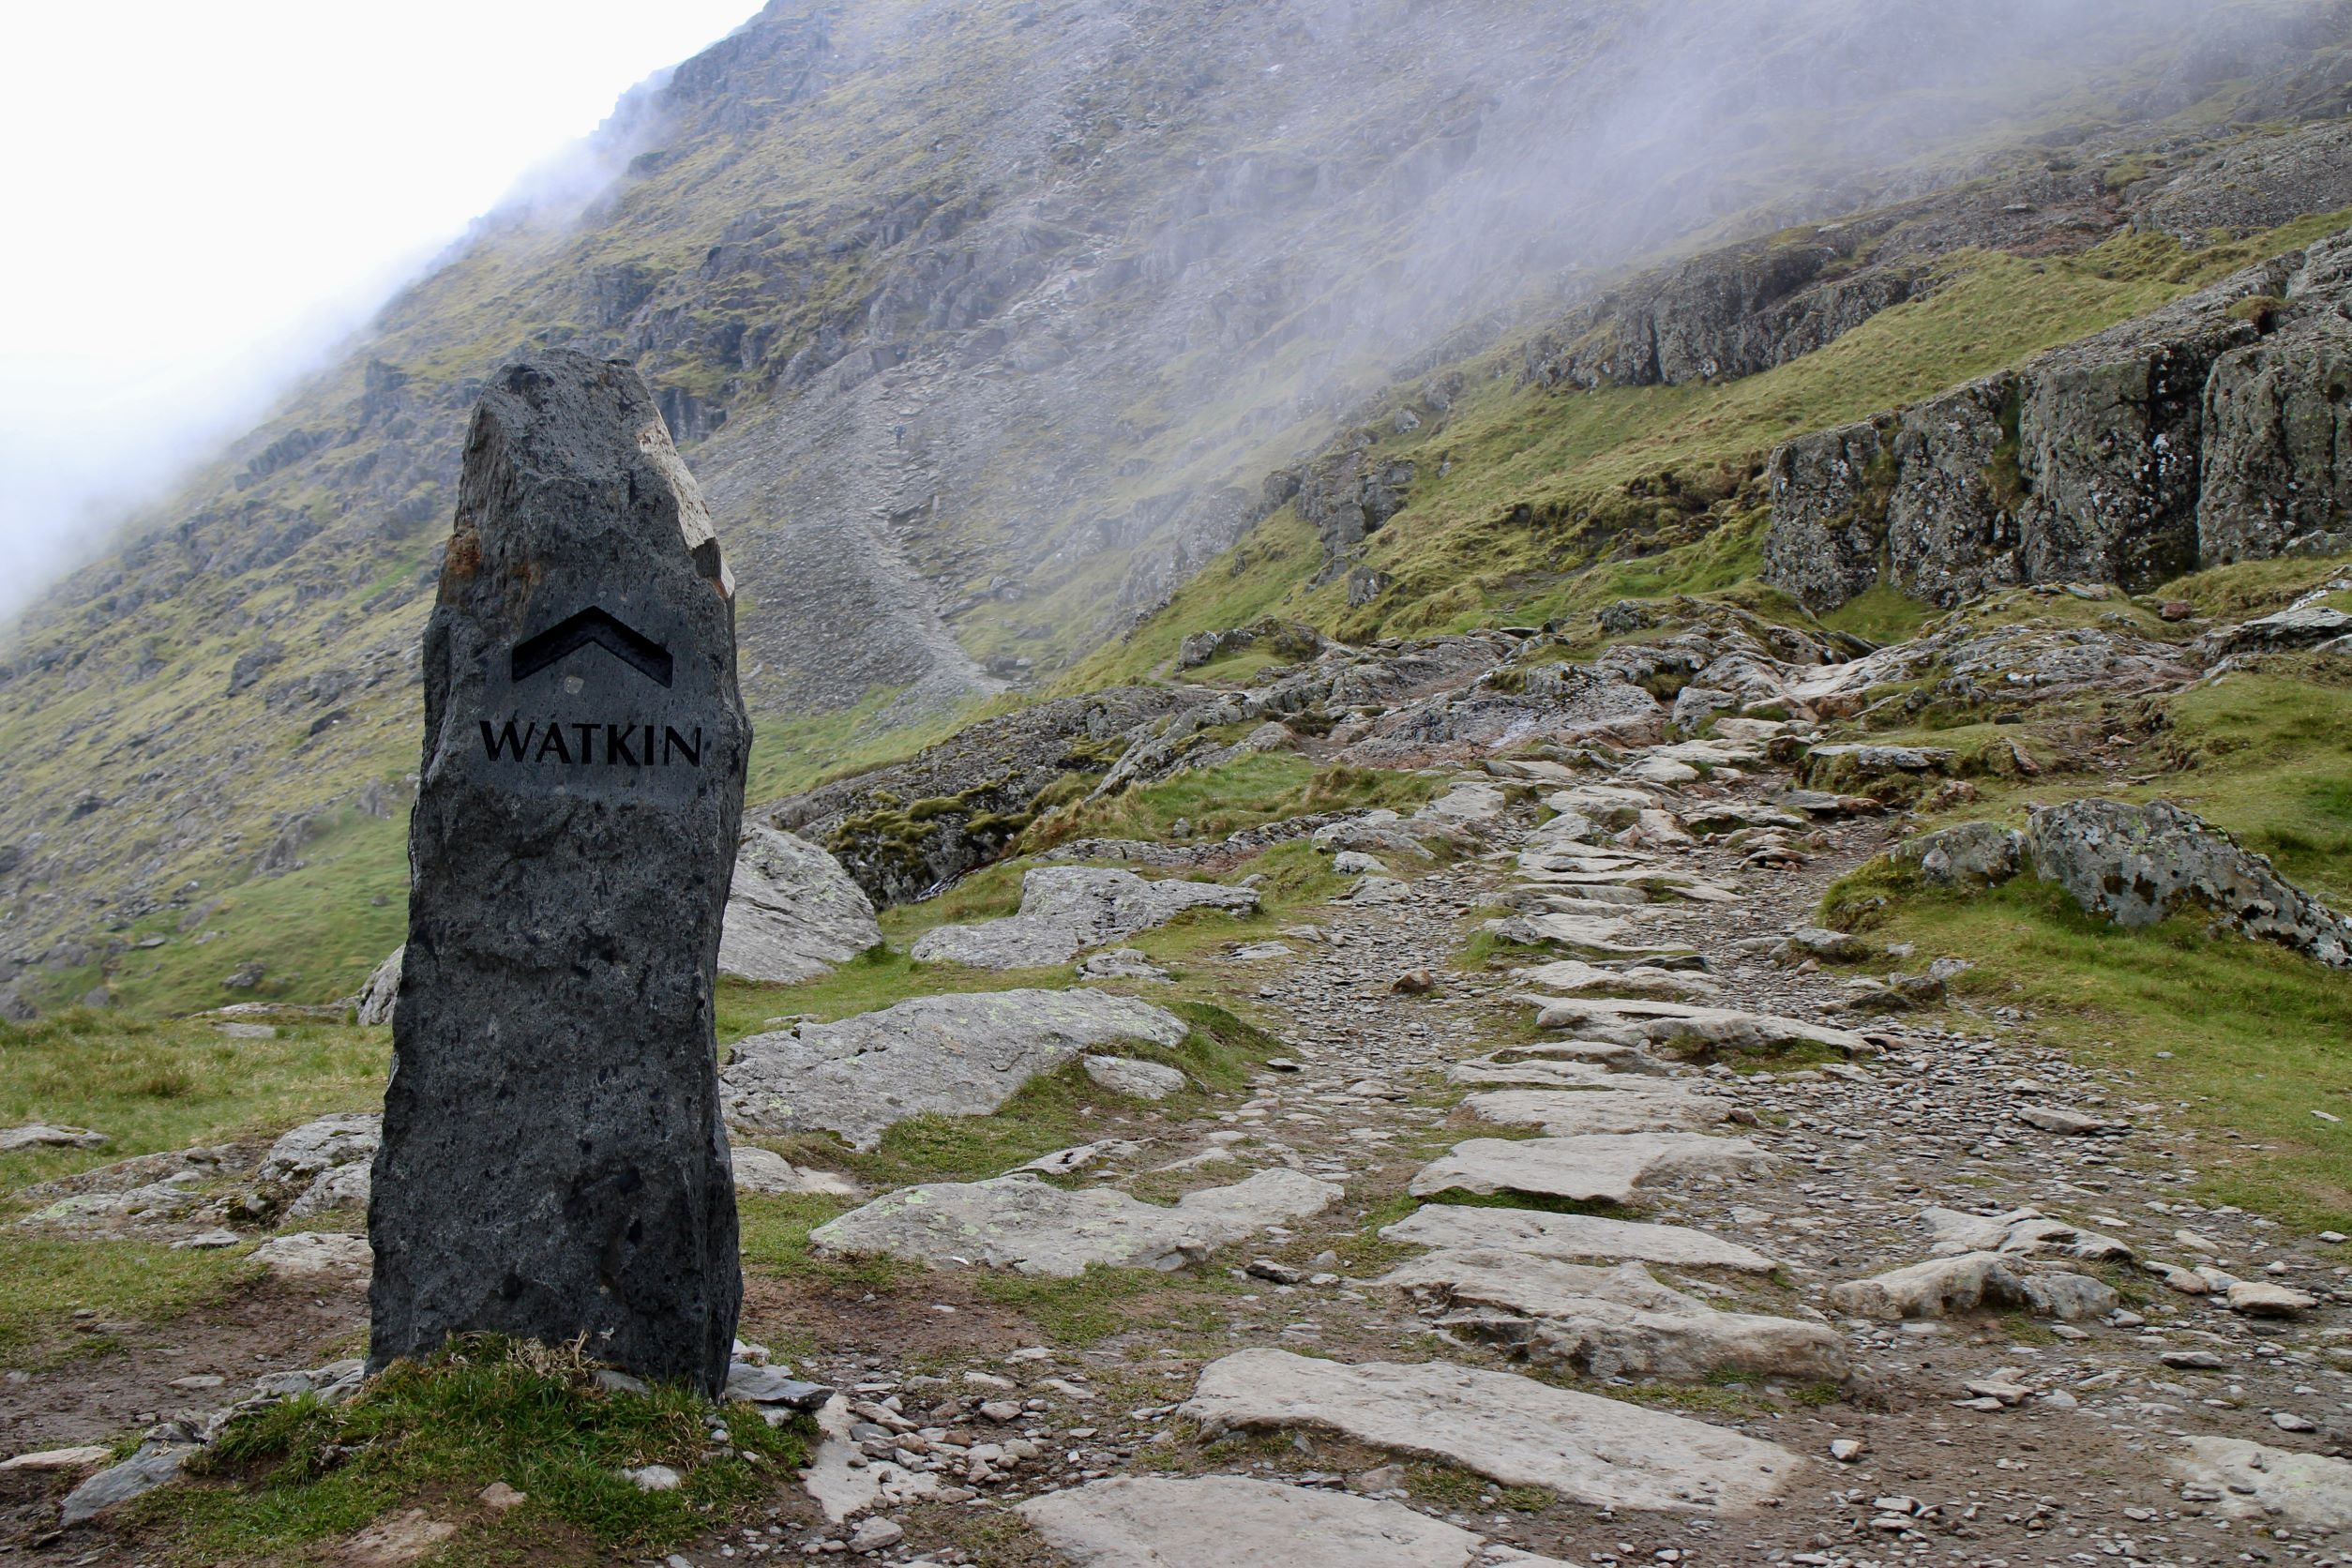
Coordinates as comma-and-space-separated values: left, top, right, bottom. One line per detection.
7, 0, 2352, 1018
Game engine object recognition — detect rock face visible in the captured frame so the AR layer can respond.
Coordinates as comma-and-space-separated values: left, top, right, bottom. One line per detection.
909, 867, 1258, 970
1763, 232, 2351, 609
808, 1168, 1340, 1276
719, 989, 1191, 1150
716, 826, 880, 984
2025, 799, 2352, 967
369, 353, 747, 1396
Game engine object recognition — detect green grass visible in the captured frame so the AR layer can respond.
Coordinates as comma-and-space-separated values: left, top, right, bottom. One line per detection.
0, 1010, 386, 1190
148, 1336, 811, 1563
1824, 872, 2352, 1229
972, 1265, 1244, 1347
0, 1239, 261, 1370
1025, 752, 1441, 853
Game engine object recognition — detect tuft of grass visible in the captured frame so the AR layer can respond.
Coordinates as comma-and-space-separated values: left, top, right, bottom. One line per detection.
150, 1335, 811, 1561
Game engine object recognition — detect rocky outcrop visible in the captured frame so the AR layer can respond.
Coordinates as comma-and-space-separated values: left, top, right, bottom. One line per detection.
768, 688, 1203, 907
910, 867, 1258, 970
352, 947, 402, 1026
1765, 233, 2350, 610
1886, 800, 2352, 968
2026, 799, 2352, 967
717, 827, 881, 985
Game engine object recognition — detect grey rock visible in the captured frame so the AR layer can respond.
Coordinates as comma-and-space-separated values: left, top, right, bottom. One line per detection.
369, 353, 746, 1396
1529, 997, 1875, 1059
809, 1168, 1341, 1276
1409, 1133, 1774, 1206
1381, 1252, 1848, 1383
720, 989, 1190, 1150
911, 867, 1257, 970
2026, 798, 2352, 966
1380, 1204, 1785, 1274
1021, 1475, 1571, 1568
2170, 1438, 2352, 1532
716, 826, 880, 985
725, 1361, 834, 1410
1076, 949, 1170, 982
1892, 822, 2027, 888
1825, 1252, 2118, 1321
59, 1442, 193, 1527
353, 947, 403, 1026
2197, 604, 2352, 660
729, 1145, 861, 1199
255, 1112, 381, 1216
252, 1232, 374, 1277
1183, 1349, 1804, 1513
1082, 1054, 1187, 1101
0, 1123, 108, 1152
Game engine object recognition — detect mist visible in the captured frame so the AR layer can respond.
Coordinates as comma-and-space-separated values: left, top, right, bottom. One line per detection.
0, 0, 760, 624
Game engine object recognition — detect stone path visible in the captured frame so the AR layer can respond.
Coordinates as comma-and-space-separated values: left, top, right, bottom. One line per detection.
766, 724, 2352, 1568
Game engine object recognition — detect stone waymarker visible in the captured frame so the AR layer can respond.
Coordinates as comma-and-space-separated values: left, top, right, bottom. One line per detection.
369, 352, 749, 1395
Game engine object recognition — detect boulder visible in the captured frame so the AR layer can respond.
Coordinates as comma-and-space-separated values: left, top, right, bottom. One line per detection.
1891, 822, 2026, 888
2197, 605, 2352, 660
720, 989, 1191, 1150
1826, 1251, 2118, 1321
2026, 798, 2352, 966
58, 1443, 194, 1527
911, 867, 1257, 970
0, 1123, 108, 1153
808, 1168, 1340, 1276
1182, 1349, 1804, 1513
716, 826, 881, 984
253, 1232, 374, 1278
352, 947, 402, 1026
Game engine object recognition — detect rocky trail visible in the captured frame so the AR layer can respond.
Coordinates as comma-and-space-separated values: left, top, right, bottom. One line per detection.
720, 733, 2352, 1565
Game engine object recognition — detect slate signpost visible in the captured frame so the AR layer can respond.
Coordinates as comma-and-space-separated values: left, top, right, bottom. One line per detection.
369, 352, 749, 1395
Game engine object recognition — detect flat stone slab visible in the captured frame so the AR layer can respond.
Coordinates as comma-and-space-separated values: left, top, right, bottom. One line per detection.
717, 826, 881, 985
59, 1442, 193, 1526
720, 989, 1190, 1150
1019, 1475, 1570, 1567
1410, 1134, 1774, 1206
2171, 1437, 2352, 1532
1530, 998, 1874, 1057
911, 867, 1258, 970
1487, 914, 1687, 957
1380, 1203, 1786, 1274
809, 1168, 1341, 1276
1447, 1041, 1667, 1087
1515, 959, 1720, 1001
1380, 1252, 1847, 1383
1461, 1088, 1732, 1138
0, 1124, 108, 1153
1183, 1349, 1805, 1513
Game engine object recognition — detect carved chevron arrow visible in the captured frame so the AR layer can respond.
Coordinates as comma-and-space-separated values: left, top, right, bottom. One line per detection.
509, 607, 675, 688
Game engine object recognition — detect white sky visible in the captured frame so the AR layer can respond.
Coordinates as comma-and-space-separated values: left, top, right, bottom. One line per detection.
0, 0, 761, 620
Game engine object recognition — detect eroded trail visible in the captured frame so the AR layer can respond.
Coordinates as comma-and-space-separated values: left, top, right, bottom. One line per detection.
773, 738, 2351, 1568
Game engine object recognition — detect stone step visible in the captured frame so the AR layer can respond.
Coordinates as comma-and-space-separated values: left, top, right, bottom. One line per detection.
1019, 1475, 1569, 1567
1379, 1202, 1787, 1274
1409, 1133, 1774, 1206
1182, 1349, 1806, 1514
